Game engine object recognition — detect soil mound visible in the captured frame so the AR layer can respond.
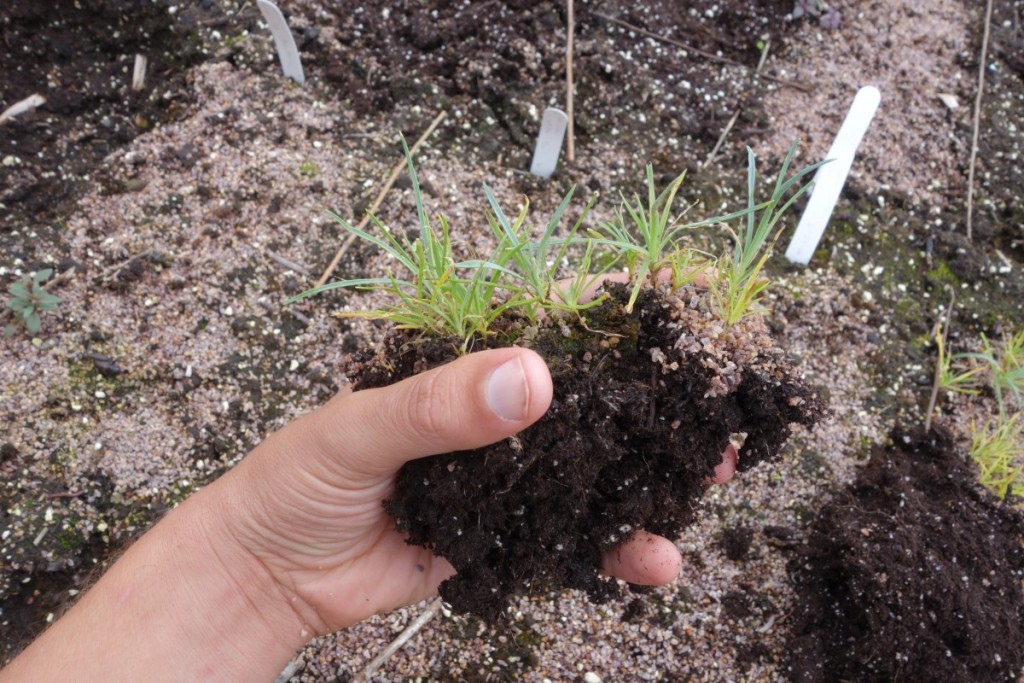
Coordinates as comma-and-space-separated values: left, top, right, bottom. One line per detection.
786, 427, 1024, 682
349, 283, 821, 620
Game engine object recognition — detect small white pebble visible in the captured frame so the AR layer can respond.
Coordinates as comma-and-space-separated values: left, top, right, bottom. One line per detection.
584, 673, 602, 683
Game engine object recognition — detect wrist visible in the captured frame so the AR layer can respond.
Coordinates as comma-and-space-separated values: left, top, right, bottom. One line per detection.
176, 470, 324, 662
2, 472, 312, 683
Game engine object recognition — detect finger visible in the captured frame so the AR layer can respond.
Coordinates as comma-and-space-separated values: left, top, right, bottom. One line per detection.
604, 443, 734, 585
601, 531, 682, 585
302, 347, 553, 474
710, 444, 738, 485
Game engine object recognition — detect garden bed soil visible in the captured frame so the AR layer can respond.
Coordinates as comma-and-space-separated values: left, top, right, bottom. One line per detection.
786, 427, 1024, 683
351, 283, 821, 619
1, 0, 1023, 679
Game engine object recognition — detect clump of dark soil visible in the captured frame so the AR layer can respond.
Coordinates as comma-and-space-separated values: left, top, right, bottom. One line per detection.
348, 282, 821, 620
786, 427, 1024, 683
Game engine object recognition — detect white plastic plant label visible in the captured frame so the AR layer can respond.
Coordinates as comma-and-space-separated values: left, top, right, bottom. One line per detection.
530, 107, 569, 179
785, 85, 881, 265
257, 0, 306, 86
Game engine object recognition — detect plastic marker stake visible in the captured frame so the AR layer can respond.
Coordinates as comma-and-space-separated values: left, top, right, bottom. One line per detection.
785, 86, 881, 265
530, 107, 568, 179
257, 0, 306, 86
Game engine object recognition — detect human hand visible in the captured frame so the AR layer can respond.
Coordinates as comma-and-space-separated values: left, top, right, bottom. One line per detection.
2, 300, 736, 683
208, 347, 735, 638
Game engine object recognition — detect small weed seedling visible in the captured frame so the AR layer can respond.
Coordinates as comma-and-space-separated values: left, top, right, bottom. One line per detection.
4, 269, 61, 336
292, 138, 818, 347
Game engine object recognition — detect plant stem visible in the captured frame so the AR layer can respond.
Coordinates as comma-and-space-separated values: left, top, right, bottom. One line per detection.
925, 288, 957, 432
966, 0, 994, 241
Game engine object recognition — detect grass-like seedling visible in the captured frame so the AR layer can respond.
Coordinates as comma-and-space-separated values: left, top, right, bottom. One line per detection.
970, 414, 1024, 503
291, 138, 818, 346
713, 144, 822, 325
935, 324, 986, 397
959, 331, 1024, 418
597, 142, 820, 319
4, 268, 61, 336
288, 139, 530, 350
481, 185, 613, 319
926, 320, 1024, 502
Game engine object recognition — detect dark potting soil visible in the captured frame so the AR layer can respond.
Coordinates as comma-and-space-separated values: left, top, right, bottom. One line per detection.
0, 0, 213, 262
785, 426, 1024, 683
318, 0, 794, 173
348, 283, 822, 620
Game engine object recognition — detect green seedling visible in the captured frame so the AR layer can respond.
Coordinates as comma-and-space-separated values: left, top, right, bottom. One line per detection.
596, 143, 819, 321
935, 324, 986, 396
970, 413, 1024, 503
293, 138, 818, 348
4, 269, 61, 336
714, 143, 822, 326
957, 330, 1024, 418
481, 185, 609, 319
598, 166, 692, 312
289, 140, 526, 350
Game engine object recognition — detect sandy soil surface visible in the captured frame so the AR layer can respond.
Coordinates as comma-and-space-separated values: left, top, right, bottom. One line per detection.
2, 0, 1021, 680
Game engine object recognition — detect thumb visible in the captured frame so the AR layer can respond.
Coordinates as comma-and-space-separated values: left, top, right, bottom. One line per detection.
302, 347, 553, 475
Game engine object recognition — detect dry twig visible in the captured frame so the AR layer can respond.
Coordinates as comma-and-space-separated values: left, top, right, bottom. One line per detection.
315, 112, 447, 288
266, 251, 311, 277
925, 288, 957, 432
966, 0, 995, 240
351, 599, 444, 683
99, 251, 154, 283
566, 0, 576, 162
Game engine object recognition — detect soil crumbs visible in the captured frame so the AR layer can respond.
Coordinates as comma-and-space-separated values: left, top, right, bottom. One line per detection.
786, 427, 1024, 683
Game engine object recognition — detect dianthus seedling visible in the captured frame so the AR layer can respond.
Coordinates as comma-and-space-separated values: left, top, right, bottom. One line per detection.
934, 323, 986, 397
715, 143, 821, 325
481, 184, 607, 319
288, 139, 526, 350
4, 269, 61, 336
596, 143, 819, 322
597, 166, 689, 312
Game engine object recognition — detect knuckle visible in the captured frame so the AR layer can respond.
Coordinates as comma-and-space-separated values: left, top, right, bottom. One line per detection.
404, 369, 456, 443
